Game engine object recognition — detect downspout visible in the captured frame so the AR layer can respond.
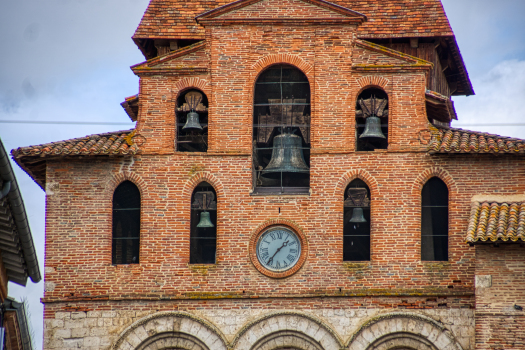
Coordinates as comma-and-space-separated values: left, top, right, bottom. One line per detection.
0, 140, 41, 284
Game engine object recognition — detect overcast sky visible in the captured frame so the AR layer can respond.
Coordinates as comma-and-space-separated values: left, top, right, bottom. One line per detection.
1, 0, 525, 348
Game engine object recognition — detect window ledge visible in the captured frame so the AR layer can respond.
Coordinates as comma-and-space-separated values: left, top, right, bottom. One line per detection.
251, 187, 310, 196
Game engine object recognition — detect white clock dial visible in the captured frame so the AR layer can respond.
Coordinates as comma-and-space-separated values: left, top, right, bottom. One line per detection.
256, 228, 301, 272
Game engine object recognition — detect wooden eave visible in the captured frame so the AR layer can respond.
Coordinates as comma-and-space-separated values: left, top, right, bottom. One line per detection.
130, 40, 206, 71
444, 36, 474, 96
353, 40, 433, 72
121, 94, 139, 122
195, 0, 367, 24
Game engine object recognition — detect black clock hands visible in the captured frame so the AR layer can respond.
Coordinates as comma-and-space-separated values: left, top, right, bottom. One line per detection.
267, 240, 289, 266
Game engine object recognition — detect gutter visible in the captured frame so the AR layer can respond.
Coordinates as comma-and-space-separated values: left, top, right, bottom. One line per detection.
0, 140, 41, 283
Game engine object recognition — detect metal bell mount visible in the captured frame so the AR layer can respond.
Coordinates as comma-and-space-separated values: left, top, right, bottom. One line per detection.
359, 116, 386, 139
349, 207, 367, 223
197, 211, 214, 228
262, 132, 309, 178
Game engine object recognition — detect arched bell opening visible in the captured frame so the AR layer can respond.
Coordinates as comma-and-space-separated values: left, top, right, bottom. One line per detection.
252, 64, 311, 194
190, 182, 217, 264
355, 87, 389, 151
343, 179, 371, 261
176, 89, 209, 152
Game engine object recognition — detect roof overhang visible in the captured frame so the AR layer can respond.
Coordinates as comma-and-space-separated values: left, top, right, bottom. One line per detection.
0, 139, 41, 286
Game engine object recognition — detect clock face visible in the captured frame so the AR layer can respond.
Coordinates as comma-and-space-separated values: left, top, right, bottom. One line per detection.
256, 228, 301, 272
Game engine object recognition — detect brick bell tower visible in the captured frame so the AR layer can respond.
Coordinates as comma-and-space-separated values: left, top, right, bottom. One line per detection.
12, 0, 525, 349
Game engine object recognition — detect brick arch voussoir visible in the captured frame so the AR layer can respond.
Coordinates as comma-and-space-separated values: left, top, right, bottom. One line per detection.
252, 54, 314, 81
183, 172, 225, 200
106, 171, 147, 200
174, 77, 211, 97
412, 167, 457, 197
335, 169, 380, 199
251, 218, 306, 239
356, 76, 390, 90
111, 311, 228, 350
231, 311, 344, 350
345, 312, 464, 350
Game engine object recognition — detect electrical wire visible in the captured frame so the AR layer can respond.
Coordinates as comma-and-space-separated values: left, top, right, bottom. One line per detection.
0, 120, 524, 127
0, 120, 133, 125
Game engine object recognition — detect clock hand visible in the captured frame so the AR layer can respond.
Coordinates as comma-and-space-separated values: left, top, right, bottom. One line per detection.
267, 240, 289, 265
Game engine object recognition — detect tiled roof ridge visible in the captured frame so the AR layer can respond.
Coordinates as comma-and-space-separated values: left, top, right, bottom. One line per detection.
12, 129, 140, 159
428, 124, 525, 154
466, 201, 525, 243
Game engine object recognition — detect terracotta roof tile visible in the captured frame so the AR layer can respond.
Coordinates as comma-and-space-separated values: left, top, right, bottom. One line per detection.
466, 201, 525, 244
133, 0, 453, 40
12, 130, 141, 159
428, 126, 525, 154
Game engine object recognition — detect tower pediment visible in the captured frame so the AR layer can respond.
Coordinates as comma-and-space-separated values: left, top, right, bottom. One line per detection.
196, 0, 366, 25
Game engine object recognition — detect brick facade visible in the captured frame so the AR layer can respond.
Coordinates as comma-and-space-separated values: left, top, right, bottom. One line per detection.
11, 0, 525, 349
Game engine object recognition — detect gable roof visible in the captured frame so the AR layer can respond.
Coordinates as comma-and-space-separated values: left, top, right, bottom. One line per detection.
466, 200, 525, 244
195, 0, 366, 24
12, 130, 141, 190
0, 139, 41, 286
133, 0, 453, 40
428, 126, 525, 154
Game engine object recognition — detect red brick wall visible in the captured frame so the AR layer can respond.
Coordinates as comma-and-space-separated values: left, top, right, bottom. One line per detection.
475, 245, 525, 350
42, 153, 525, 302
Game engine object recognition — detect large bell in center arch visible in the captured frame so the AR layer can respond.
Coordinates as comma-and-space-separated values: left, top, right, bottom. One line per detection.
262, 133, 309, 179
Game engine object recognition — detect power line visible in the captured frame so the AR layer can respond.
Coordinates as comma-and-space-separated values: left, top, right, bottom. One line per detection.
0, 120, 134, 125
453, 124, 525, 127
0, 120, 524, 127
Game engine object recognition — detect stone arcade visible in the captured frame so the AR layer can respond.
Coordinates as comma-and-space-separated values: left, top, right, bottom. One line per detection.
12, 0, 525, 349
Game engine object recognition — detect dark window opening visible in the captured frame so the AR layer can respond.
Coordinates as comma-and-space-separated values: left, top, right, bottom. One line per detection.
112, 181, 140, 264
190, 182, 217, 264
343, 179, 371, 261
421, 177, 448, 261
253, 65, 310, 194
176, 89, 208, 152
356, 88, 389, 151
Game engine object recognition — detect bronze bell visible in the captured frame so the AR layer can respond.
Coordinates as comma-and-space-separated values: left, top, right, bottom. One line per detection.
359, 116, 386, 139
262, 133, 309, 178
182, 111, 203, 130
196, 211, 214, 228
349, 207, 367, 223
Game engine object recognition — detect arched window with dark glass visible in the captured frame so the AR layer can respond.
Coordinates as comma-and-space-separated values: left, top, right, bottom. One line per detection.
343, 179, 371, 261
356, 88, 388, 151
253, 64, 310, 194
190, 182, 217, 264
421, 177, 448, 261
112, 181, 141, 264
176, 89, 208, 152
